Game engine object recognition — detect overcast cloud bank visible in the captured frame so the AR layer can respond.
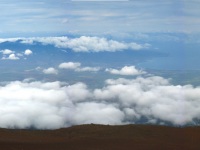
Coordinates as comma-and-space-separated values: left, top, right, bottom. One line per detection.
1, 75, 200, 129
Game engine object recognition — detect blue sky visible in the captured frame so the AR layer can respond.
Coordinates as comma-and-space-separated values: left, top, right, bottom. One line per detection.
1, 0, 200, 37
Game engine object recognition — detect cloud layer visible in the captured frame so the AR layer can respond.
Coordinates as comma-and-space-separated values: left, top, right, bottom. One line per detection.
106, 66, 146, 76
1, 75, 200, 129
59, 62, 100, 72
0, 36, 150, 52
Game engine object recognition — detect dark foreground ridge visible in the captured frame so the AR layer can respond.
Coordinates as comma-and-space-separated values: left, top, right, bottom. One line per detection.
0, 124, 200, 150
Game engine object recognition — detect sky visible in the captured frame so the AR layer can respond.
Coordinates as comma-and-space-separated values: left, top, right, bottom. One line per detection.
1, 0, 200, 129
1, 0, 200, 37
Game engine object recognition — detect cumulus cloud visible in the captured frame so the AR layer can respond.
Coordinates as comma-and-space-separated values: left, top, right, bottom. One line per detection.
106, 66, 146, 76
0, 36, 150, 52
59, 62, 100, 72
43, 67, 58, 75
0, 48, 33, 60
0, 80, 123, 129
0, 81, 73, 129
1, 75, 200, 129
24, 49, 33, 55
2, 54, 19, 60
93, 77, 200, 125
1, 49, 19, 60
0, 49, 14, 55
59, 62, 81, 69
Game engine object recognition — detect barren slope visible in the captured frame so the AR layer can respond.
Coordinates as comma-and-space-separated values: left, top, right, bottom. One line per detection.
0, 124, 200, 150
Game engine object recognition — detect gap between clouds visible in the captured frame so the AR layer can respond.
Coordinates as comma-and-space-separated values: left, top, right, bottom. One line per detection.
0, 36, 151, 52
1, 74, 200, 129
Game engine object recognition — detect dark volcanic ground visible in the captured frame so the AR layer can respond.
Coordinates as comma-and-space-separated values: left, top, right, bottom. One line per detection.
0, 124, 200, 150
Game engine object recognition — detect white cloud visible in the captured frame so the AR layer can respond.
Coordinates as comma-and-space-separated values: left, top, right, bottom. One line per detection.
1, 75, 200, 129
0, 38, 20, 43
0, 81, 73, 129
0, 36, 150, 52
8, 54, 19, 60
24, 49, 33, 55
93, 76, 200, 125
72, 102, 124, 125
64, 36, 150, 52
106, 66, 146, 76
43, 67, 58, 75
0, 48, 33, 60
0, 80, 122, 129
59, 62, 81, 69
0, 49, 14, 55
59, 62, 100, 72
2, 54, 20, 60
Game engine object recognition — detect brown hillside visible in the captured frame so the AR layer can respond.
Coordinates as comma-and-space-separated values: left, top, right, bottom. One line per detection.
0, 124, 200, 150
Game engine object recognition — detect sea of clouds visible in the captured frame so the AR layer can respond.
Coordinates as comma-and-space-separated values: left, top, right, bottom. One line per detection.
0, 74, 200, 129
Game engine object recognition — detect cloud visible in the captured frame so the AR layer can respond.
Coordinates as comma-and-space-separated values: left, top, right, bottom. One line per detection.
106, 66, 146, 76
93, 77, 200, 125
59, 62, 100, 72
24, 49, 33, 55
2, 54, 19, 60
0, 81, 73, 129
73, 102, 124, 125
0, 48, 33, 60
59, 62, 81, 69
64, 36, 149, 52
1, 74, 200, 129
43, 67, 58, 75
0, 38, 20, 43
0, 36, 150, 52
1, 49, 19, 60
0, 49, 14, 55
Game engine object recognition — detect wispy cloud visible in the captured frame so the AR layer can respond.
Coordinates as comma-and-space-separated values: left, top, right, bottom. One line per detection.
1, 0, 200, 36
